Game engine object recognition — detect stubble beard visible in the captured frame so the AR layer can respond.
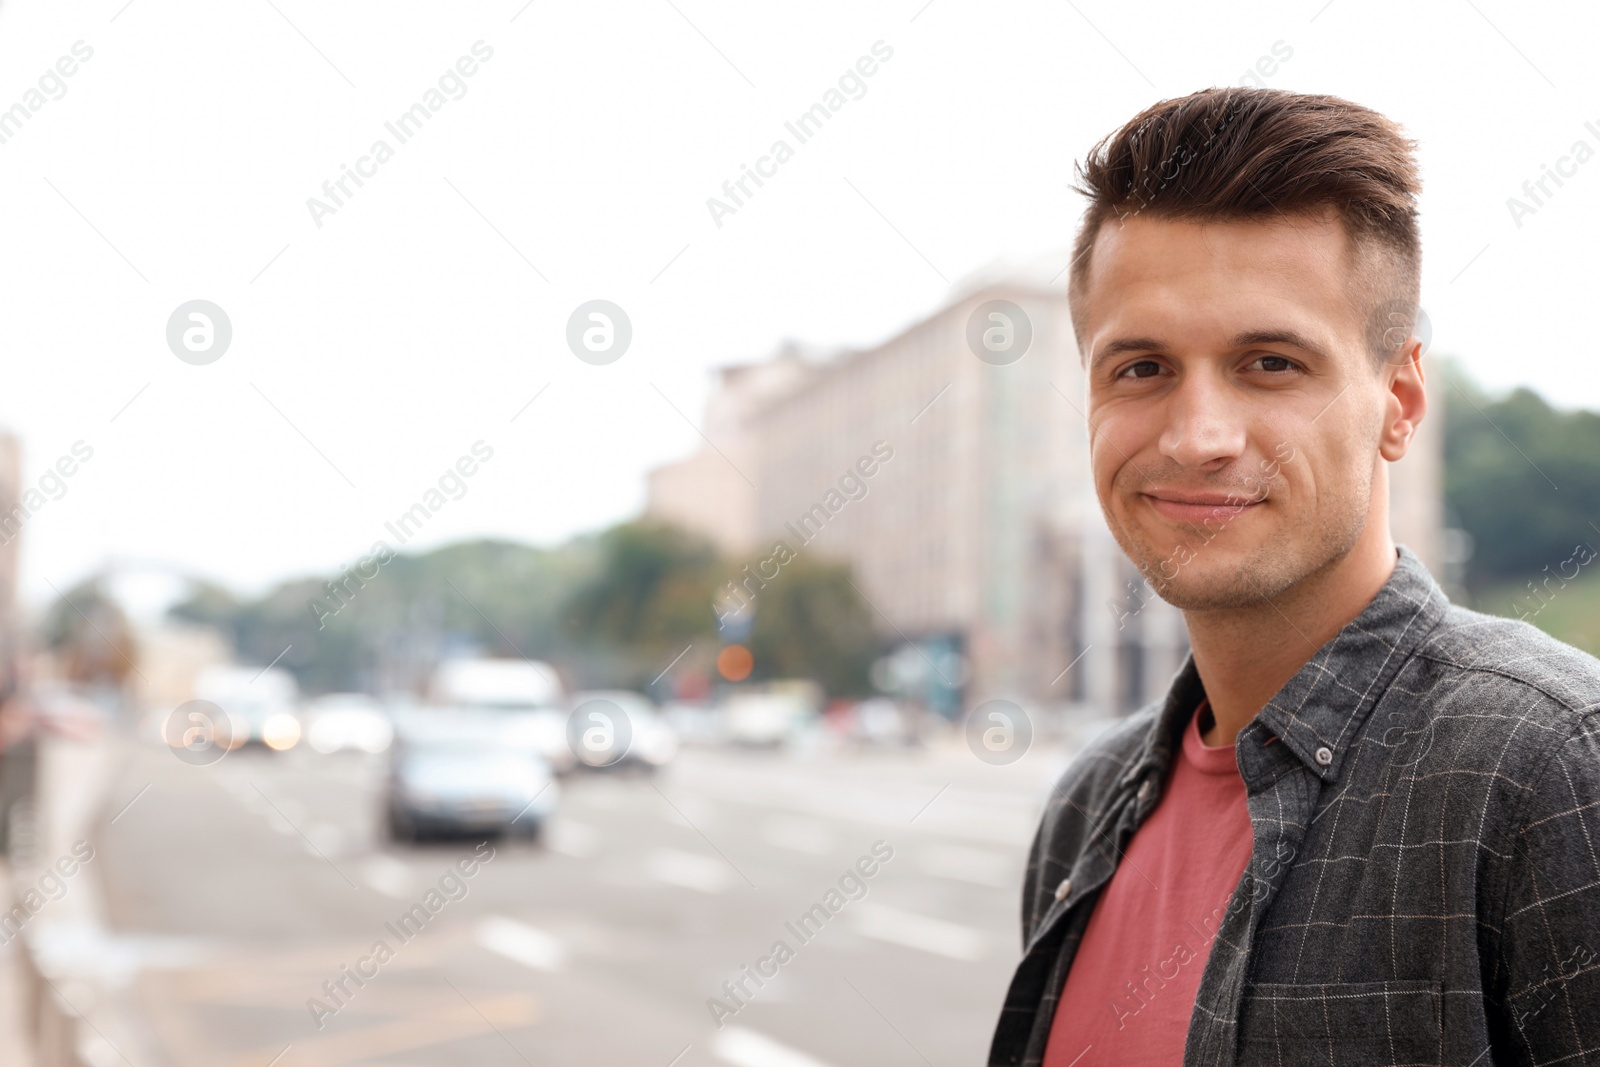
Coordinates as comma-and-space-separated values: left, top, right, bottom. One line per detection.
1107, 472, 1373, 613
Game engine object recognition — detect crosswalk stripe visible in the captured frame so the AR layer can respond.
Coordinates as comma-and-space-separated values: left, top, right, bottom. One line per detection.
851, 901, 987, 961
713, 1027, 837, 1067
476, 916, 566, 972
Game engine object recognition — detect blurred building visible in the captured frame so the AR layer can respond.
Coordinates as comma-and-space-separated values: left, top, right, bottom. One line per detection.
0, 432, 20, 699
133, 621, 231, 715
643, 348, 814, 557
649, 265, 1444, 717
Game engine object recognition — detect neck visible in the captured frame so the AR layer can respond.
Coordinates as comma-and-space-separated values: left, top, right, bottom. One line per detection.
1190, 531, 1398, 748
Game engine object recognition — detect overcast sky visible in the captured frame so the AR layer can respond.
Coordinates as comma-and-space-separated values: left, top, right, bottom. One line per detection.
2, 0, 1597, 611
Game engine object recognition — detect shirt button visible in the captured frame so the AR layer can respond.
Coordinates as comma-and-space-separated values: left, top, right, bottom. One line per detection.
1054, 878, 1072, 901
1136, 779, 1153, 802
1314, 746, 1333, 766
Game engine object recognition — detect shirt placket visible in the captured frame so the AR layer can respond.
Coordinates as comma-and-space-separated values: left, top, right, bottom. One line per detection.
1182, 717, 1323, 1067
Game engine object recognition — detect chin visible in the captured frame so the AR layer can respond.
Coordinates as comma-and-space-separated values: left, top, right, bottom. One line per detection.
1149, 567, 1280, 611
1116, 517, 1289, 610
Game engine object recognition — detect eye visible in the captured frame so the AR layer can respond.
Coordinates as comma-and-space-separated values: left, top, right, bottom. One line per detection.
1250, 354, 1299, 373
1117, 359, 1164, 380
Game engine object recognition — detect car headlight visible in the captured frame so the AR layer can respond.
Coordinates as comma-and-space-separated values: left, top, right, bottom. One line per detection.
263, 714, 301, 751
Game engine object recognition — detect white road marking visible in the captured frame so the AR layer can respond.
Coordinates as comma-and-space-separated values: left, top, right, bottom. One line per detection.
645, 847, 730, 893
545, 818, 599, 858
851, 901, 987, 961
916, 842, 1017, 888
760, 816, 837, 856
361, 855, 414, 899
674, 768, 1038, 847
713, 1027, 837, 1067
477, 915, 567, 972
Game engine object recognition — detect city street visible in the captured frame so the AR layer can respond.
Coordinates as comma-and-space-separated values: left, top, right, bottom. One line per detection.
83, 735, 1081, 1067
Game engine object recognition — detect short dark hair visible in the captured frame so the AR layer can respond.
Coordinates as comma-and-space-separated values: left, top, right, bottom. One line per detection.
1066, 87, 1422, 365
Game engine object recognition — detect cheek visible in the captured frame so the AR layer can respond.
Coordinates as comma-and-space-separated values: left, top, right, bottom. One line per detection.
1089, 432, 1133, 506
1088, 409, 1143, 486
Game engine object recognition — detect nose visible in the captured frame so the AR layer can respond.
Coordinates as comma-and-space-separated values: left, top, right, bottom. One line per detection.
1156, 370, 1247, 470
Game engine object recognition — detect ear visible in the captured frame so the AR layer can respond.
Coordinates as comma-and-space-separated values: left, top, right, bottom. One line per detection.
1378, 338, 1426, 462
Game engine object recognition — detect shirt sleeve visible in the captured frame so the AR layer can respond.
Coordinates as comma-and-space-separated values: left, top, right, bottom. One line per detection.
1489, 711, 1600, 1065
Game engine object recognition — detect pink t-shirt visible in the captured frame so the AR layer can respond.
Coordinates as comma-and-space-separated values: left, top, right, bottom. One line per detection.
1042, 699, 1255, 1066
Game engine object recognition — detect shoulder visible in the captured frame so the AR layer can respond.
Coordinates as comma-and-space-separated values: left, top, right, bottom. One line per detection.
1410, 602, 1600, 718
1400, 603, 1600, 799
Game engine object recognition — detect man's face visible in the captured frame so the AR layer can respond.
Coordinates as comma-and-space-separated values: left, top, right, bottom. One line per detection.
1080, 210, 1394, 610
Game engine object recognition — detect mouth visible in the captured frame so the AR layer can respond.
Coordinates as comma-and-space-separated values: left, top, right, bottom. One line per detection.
1141, 490, 1264, 525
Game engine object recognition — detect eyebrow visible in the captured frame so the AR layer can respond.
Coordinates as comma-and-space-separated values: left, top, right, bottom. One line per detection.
1089, 328, 1333, 373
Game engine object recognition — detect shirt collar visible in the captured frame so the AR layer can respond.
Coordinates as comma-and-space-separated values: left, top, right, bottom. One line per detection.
1119, 545, 1450, 793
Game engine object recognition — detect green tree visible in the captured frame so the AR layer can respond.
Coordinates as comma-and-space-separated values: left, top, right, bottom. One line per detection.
744, 556, 879, 697
1440, 359, 1600, 591
559, 521, 723, 686
43, 576, 139, 686
169, 538, 593, 694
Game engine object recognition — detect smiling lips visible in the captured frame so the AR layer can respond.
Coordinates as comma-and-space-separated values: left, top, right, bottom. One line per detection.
1142, 490, 1264, 524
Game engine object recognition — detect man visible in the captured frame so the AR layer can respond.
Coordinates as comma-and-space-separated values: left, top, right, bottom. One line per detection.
989, 87, 1600, 1066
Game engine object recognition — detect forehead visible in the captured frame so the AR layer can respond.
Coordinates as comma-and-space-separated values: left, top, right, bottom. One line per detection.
1080, 210, 1365, 352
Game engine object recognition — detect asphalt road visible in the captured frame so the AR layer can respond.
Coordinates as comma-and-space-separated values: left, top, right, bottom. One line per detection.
89, 733, 1076, 1067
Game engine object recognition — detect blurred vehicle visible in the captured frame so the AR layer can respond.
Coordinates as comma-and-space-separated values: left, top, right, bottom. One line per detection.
722, 687, 815, 747
566, 690, 677, 772
193, 664, 301, 751
386, 709, 559, 842
431, 658, 561, 706
429, 658, 573, 774
849, 697, 910, 744
304, 693, 393, 755
661, 699, 722, 745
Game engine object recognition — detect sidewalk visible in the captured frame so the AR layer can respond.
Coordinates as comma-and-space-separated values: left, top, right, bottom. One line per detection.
1, 736, 128, 1067
0, 858, 37, 1066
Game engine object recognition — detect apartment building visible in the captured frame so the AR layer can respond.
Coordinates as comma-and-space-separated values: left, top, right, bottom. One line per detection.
649, 277, 1443, 717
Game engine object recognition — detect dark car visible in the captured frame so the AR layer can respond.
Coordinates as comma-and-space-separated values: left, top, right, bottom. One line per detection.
386, 710, 559, 843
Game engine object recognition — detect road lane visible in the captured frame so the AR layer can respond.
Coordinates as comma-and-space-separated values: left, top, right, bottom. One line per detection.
90, 737, 1063, 1065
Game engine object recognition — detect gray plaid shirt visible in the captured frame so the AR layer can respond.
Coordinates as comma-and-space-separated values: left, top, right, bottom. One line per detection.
989, 545, 1600, 1066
